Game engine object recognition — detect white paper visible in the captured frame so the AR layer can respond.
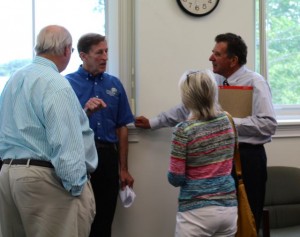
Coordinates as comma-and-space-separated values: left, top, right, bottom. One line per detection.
119, 186, 136, 208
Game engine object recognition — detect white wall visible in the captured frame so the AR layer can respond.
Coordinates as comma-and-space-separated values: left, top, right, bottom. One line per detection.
135, 0, 255, 116
112, 1, 300, 237
113, 128, 177, 237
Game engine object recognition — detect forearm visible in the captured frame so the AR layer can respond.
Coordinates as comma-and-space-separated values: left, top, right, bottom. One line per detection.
150, 103, 190, 129
117, 126, 129, 171
46, 89, 92, 196
117, 126, 134, 188
234, 84, 277, 138
234, 116, 277, 137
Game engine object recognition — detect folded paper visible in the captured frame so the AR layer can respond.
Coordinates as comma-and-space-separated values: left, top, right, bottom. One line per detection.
119, 186, 136, 208
218, 86, 253, 118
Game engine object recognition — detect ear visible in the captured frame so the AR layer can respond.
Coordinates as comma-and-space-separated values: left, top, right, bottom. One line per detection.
64, 46, 71, 57
230, 56, 239, 67
79, 52, 87, 61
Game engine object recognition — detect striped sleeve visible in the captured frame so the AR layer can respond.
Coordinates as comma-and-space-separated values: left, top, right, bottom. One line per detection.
44, 87, 88, 196
168, 125, 187, 187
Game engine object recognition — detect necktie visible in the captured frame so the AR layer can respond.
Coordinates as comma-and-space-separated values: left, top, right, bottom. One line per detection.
223, 79, 230, 86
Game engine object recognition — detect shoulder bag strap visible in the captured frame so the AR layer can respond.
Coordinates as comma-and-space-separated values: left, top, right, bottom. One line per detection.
225, 111, 242, 178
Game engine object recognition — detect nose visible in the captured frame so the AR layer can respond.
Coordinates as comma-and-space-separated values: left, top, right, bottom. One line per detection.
209, 54, 214, 61
102, 51, 108, 58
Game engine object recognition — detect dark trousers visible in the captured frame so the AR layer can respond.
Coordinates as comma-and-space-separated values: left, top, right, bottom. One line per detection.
233, 143, 267, 232
89, 146, 119, 237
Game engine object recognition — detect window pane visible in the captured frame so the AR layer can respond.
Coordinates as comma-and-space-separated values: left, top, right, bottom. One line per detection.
0, 0, 32, 93
265, 0, 300, 105
35, 0, 105, 75
0, 0, 105, 94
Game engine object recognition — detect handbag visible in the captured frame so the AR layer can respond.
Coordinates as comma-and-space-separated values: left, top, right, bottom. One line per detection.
226, 112, 257, 237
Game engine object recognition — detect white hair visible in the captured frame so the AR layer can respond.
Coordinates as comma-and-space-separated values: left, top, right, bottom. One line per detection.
35, 25, 72, 55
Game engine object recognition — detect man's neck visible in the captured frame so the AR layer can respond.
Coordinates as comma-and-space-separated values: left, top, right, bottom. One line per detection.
224, 66, 241, 79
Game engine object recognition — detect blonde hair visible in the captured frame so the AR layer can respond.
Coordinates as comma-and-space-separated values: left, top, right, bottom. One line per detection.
179, 70, 221, 120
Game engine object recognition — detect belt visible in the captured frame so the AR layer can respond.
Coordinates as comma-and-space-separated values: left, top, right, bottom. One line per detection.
95, 141, 117, 150
239, 143, 264, 148
2, 159, 54, 168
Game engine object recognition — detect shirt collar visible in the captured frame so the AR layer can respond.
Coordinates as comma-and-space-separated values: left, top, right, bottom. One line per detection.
78, 65, 104, 81
227, 65, 247, 82
33, 56, 59, 72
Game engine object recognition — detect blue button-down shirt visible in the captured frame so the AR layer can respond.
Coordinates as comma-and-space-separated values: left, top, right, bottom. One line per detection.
0, 56, 98, 196
66, 66, 134, 143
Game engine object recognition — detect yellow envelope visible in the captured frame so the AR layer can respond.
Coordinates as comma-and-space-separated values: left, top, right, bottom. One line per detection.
218, 86, 253, 118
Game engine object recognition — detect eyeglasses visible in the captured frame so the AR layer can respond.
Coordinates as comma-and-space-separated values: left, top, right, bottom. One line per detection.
186, 71, 199, 84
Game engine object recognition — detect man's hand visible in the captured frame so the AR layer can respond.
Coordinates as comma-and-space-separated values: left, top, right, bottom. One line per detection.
120, 170, 134, 190
84, 97, 107, 116
134, 116, 151, 129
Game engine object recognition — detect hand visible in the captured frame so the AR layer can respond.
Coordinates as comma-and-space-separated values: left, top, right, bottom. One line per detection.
120, 170, 134, 190
134, 116, 151, 129
84, 97, 107, 116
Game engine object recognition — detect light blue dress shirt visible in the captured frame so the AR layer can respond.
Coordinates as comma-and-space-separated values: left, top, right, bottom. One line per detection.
0, 56, 98, 196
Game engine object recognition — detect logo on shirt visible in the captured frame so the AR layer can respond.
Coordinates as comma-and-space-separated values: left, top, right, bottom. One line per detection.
106, 87, 118, 97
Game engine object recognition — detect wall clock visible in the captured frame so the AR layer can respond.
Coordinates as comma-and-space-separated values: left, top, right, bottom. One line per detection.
176, 0, 220, 17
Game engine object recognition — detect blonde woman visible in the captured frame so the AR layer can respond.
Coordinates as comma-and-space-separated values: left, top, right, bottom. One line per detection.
168, 70, 237, 237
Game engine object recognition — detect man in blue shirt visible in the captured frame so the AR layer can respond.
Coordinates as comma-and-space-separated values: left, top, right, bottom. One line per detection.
0, 25, 100, 237
66, 33, 135, 237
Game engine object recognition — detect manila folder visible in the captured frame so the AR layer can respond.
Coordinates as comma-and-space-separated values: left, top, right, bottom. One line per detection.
218, 86, 253, 118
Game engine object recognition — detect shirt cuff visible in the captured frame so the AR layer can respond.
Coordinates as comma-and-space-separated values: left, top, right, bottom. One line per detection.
149, 117, 160, 129
233, 117, 242, 127
63, 176, 87, 197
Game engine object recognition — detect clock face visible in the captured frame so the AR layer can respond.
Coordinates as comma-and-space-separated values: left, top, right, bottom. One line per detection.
177, 0, 220, 17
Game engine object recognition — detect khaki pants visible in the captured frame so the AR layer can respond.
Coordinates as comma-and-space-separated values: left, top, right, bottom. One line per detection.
0, 164, 95, 237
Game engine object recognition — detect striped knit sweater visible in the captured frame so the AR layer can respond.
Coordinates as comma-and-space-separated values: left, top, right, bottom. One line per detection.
168, 112, 237, 212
